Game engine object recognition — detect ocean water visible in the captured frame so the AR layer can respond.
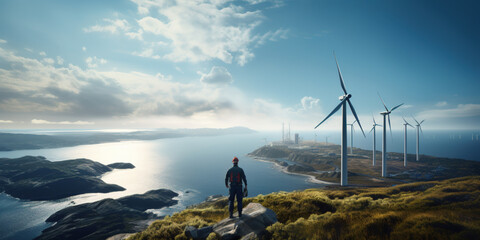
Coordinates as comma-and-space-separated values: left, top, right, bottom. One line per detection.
300, 129, 480, 161
0, 133, 318, 240
0, 129, 479, 240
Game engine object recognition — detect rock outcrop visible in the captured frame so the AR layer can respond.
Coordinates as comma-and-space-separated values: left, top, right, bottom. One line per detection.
107, 162, 135, 169
36, 189, 178, 240
0, 156, 135, 200
185, 203, 277, 240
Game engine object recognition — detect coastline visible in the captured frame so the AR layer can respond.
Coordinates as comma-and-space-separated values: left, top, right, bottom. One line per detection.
248, 155, 336, 185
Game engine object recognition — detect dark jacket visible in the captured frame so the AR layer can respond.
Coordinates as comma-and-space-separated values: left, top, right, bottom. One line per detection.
225, 165, 247, 186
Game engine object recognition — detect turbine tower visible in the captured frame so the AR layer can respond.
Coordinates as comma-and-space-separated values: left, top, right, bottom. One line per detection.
347, 120, 357, 154
402, 117, 414, 167
378, 94, 403, 177
314, 53, 365, 186
412, 116, 425, 161
369, 116, 381, 166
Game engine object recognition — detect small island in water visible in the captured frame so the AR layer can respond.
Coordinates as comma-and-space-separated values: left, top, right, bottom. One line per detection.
0, 156, 135, 200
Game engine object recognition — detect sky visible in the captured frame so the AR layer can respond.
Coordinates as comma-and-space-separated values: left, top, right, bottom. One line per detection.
0, 0, 479, 131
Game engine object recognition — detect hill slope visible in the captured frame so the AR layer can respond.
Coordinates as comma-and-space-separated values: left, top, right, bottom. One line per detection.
128, 176, 480, 240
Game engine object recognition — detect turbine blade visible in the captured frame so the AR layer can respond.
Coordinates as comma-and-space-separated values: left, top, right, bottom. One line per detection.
420, 120, 425, 125
369, 126, 374, 134
334, 53, 348, 95
412, 115, 420, 125
388, 114, 392, 137
347, 99, 365, 137
314, 99, 345, 129
377, 92, 389, 111
390, 103, 404, 112
372, 114, 377, 125
420, 125, 424, 135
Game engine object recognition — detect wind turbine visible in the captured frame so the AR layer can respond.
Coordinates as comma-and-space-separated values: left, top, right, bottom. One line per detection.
347, 120, 357, 154
402, 117, 414, 167
369, 116, 381, 166
412, 116, 425, 161
314, 54, 365, 186
378, 94, 403, 177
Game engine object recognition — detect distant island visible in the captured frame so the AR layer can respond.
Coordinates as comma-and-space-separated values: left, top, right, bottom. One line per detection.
0, 156, 135, 200
36, 189, 178, 240
248, 141, 480, 186
0, 127, 256, 151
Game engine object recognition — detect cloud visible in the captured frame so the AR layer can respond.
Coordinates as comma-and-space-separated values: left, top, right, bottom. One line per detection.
417, 104, 480, 119
435, 101, 447, 107
132, 48, 161, 59
39, 51, 47, 56
82, 46, 87, 52
0, 46, 331, 130
199, 66, 233, 85
84, 18, 130, 34
130, 0, 287, 65
400, 104, 413, 109
0, 39, 6, 44
56, 56, 64, 65
86, 56, 107, 68
301, 96, 320, 110
32, 119, 94, 125
0, 47, 238, 123
0, 120, 13, 123
255, 28, 289, 47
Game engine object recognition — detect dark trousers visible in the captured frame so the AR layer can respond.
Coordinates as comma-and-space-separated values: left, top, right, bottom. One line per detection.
229, 184, 243, 216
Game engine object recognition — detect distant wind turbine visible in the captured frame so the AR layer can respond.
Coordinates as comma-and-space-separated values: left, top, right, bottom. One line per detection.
315, 53, 365, 186
412, 116, 425, 161
402, 117, 414, 167
369, 116, 382, 166
378, 93, 403, 177
347, 120, 357, 154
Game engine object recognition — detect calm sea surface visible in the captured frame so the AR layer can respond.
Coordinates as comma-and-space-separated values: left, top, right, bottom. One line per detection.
0, 129, 479, 240
0, 132, 318, 240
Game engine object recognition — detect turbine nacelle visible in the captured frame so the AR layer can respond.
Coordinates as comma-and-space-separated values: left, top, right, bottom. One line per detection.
339, 94, 351, 101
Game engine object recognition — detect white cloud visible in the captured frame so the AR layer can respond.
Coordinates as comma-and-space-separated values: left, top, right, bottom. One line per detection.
32, 119, 94, 125
301, 96, 320, 110
126, 29, 144, 40
84, 18, 130, 34
0, 39, 6, 44
0, 120, 13, 123
0, 46, 329, 130
86, 56, 107, 68
56, 56, 64, 65
200, 66, 233, 85
42, 58, 55, 65
255, 28, 289, 47
82, 46, 87, 52
418, 104, 480, 119
132, 48, 161, 59
131, 0, 287, 65
435, 101, 447, 107
39, 51, 47, 56
400, 104, 413, 109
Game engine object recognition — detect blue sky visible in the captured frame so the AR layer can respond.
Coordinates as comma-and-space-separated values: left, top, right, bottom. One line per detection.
0, 0, 479, 130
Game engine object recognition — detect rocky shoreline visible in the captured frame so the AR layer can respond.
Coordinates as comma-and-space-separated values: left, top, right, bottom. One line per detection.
35, 189, 179, 240
0, 156, 135, 201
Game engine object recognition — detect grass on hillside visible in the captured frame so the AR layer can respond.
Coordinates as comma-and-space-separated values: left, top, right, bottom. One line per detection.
128, 176, 480, 240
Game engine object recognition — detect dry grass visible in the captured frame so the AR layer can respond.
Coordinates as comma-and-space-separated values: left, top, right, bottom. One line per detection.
128, 176, 480, 240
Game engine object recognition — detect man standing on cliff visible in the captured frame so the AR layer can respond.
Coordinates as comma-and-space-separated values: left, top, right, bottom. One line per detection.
225, 157, 247, 218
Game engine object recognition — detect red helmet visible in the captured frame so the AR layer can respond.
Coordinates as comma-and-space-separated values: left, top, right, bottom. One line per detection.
232, 157, 239, 163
